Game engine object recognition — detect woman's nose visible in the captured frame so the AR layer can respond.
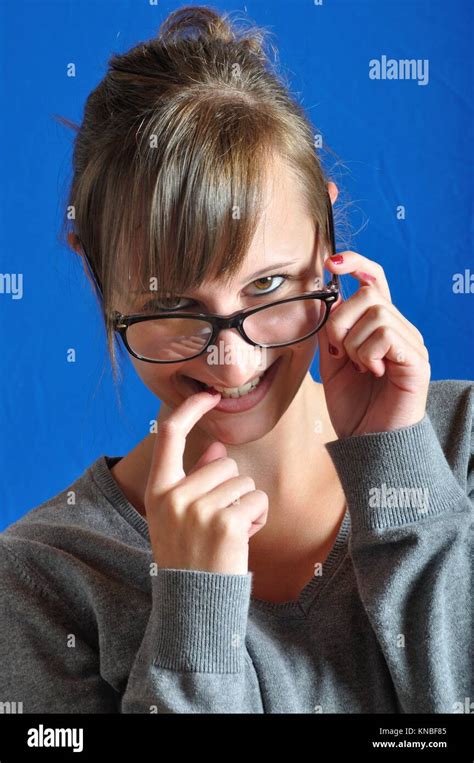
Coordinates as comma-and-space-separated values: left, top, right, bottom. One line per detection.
202, 328, 268, 385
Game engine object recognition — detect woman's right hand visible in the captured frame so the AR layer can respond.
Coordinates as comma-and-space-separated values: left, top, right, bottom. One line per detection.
144, 390, 269, 575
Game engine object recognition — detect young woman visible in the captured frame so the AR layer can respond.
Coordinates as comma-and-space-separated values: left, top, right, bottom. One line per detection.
1, 6, 472, 714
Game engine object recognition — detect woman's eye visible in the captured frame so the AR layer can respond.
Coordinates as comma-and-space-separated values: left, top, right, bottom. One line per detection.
141, 296, 192, 312
250, 274, 288, 294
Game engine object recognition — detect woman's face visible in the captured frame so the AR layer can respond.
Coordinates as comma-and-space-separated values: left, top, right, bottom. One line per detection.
121, 166, 335, 446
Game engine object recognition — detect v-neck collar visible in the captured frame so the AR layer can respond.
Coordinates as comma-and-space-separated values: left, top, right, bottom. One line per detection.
89, 455, 351, 618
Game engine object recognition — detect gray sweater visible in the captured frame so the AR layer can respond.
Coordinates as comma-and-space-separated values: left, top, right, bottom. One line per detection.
1, 379, 473, 714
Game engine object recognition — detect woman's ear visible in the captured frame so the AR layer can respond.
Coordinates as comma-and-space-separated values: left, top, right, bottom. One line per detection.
327, 181, 338, 206
68, 232, 97, 291
68, 231, 82, 255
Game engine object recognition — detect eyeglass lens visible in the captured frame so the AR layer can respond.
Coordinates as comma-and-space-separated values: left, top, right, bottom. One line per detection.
125, 297, 326, 362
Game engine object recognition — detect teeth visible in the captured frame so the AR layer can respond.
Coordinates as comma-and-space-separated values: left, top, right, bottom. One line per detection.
203, 372, 265, 398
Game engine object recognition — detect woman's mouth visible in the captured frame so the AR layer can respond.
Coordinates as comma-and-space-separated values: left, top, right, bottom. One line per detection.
180, 356, 283, 413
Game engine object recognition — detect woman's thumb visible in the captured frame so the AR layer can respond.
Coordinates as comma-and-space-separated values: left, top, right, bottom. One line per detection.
188, 441, 228, 474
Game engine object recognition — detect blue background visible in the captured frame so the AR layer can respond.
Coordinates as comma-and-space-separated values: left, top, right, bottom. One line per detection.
1, 0, 473, 529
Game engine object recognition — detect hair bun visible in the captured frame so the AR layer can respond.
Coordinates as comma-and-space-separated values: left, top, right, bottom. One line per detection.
157, 4, 266, 59
158, 6, 234, 43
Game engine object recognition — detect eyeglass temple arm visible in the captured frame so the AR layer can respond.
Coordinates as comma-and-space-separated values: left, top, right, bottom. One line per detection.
324, 190, 339, 292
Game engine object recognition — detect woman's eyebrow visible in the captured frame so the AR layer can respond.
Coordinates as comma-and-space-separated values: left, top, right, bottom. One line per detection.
242, 258, 299, 283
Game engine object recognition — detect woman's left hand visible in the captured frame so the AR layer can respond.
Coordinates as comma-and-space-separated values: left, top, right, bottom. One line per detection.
318, 251, 431, 439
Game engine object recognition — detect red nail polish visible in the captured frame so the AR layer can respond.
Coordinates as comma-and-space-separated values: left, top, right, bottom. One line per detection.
328, 343, 339, 356
329, 254, 344, 264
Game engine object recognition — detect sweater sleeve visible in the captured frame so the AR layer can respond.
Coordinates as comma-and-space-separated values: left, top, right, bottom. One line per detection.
325, 411, 474, 713
120, 568, 264, 713
0, 540, 263, 713
0, 540, 119, 713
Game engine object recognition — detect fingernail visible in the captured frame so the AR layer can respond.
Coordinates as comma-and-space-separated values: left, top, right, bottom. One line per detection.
328, 343, 339, 356
329, 254, 344, 264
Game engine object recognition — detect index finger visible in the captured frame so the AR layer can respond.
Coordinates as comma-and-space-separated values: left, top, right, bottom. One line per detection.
324, 251, 392, 302
147, 390, 222, 499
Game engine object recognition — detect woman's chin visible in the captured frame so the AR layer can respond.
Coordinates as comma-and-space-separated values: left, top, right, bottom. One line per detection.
201, 401, 284, 445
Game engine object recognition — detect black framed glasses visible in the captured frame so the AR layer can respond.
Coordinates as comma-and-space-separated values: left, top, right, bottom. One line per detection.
78, 190, 340, 364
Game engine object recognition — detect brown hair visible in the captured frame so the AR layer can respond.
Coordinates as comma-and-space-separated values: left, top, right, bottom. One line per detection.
56, 5, 342, 383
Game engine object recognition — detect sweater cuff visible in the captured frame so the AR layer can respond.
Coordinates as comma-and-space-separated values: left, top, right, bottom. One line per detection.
325, 413, 467, 532
150, 568, 252, 673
